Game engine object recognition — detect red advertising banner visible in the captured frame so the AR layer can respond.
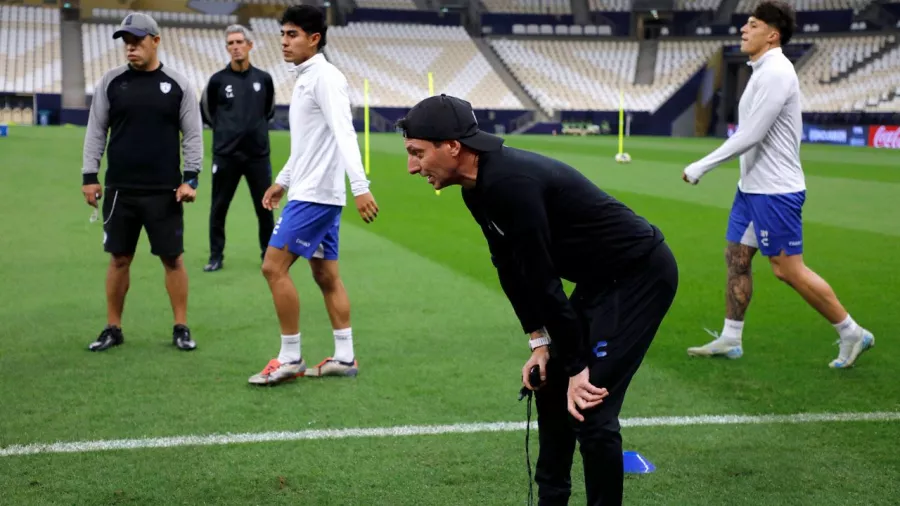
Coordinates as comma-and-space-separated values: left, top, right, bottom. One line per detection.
868, 125, 900, 149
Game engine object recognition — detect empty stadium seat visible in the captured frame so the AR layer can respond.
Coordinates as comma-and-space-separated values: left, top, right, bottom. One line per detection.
736, 0, 865, 11
488, 38, 721, 113
674, 0, 722, 10
482, 0, 572, 15
587, 0, 632, 12
794, 34, 900, 112
0, 5, 62, 94
276, 21, 524, 109
355, 0, 419, 10
90, 7, 237, 26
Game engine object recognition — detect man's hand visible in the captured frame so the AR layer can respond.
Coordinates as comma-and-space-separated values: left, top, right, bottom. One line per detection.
567, 367, 608, 422
355, 192, 379, 224
175, 184, 196, 203
682, 165, 699, 185
82, 184, 102, 207
262, 184, 286, 211
522, 346, 549, 391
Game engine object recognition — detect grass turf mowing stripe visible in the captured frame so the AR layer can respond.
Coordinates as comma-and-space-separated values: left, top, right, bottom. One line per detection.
3, 411, 898, 458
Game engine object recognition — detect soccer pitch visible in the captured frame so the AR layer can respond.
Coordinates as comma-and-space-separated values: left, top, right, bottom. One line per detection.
1, 127, 898, 505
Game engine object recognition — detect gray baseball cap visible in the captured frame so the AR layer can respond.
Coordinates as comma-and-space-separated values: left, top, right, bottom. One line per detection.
112, 12, 160, 39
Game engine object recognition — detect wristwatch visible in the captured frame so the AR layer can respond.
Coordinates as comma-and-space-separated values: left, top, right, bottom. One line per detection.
185, 178, 199, 189
529, 336, 551, 351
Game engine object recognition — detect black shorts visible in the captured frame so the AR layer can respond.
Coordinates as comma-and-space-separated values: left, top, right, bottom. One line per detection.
102, 188, 184, 257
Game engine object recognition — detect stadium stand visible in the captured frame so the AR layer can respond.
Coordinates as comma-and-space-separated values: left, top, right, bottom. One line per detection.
489, 39, 639, 112
89, 7, 238, 26
355, 0, 419, 10
587, 0, 631, 12
795, 34, 893, 83
796, 34, 900, 112
674, 0, 722, 10
481, 0, 572, 14
804, 46, 900, 112
0, 4, 62, 95
246, 19, 525, 109
488, 38, 721, 113
735, 0, 870, 11
3, 0, 897, 135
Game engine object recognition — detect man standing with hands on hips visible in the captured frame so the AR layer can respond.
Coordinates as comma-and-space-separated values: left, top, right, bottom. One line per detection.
81, 12, 203, 352
201, 24, 276, 271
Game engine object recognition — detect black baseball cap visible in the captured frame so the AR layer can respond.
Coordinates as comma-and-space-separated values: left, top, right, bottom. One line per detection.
113, 12, 160, 39
397, 94, 504, 152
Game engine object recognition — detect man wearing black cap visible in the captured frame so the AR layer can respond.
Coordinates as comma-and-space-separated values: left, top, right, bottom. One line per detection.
398, 94, 679, 506
81, 12, 204, 352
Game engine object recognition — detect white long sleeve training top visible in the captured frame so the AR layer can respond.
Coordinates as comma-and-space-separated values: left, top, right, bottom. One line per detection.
684, 47, 806, 194
275, 53, 370, 206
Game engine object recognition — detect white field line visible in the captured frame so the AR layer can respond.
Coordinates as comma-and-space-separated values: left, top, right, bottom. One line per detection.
2, 411, 899, 458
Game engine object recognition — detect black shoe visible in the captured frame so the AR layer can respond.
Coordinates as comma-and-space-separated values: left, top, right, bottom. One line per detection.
89, 325, 124, 352
203, 258, 223, 272
173, 324, 196, 351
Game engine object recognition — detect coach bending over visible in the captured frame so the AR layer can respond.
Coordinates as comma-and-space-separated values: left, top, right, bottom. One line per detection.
398, 95, 679, 506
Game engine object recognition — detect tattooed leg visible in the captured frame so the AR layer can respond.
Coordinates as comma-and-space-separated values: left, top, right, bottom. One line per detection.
685, 241, 756, 357
725, 241, 757, 321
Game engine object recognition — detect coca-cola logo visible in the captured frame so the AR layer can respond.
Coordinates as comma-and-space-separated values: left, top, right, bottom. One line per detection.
868, 125, 900, 149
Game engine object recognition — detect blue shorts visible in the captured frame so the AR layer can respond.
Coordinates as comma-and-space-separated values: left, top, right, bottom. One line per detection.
269, 201, 342, 260
726, 188, 806, 257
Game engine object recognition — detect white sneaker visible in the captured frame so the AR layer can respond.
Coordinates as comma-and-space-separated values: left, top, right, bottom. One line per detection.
687, 329, 743, 359
248, 358, 307, 385
829, 329, 875, 369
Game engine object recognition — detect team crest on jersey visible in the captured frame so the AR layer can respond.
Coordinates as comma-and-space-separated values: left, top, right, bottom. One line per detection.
253, 82, 261, 92
160, 82, 172, 94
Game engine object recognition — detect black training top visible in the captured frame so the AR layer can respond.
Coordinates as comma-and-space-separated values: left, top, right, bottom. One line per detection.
82, 62, 204, 190
461, 145, 665, 377
200, 64, 275, 161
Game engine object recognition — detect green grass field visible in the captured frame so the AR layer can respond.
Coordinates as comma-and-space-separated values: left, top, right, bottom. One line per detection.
1, 126, 898, 505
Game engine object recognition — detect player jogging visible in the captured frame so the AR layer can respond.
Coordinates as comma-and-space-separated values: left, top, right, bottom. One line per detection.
248, 5, 379, 385
681, 0, 874, 369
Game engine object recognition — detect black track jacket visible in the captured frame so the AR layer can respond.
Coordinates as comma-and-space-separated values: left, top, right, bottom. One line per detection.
201, 64, 275, 161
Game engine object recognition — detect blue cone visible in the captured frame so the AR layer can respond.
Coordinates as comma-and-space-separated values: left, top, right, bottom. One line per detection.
622, 451, 655, 474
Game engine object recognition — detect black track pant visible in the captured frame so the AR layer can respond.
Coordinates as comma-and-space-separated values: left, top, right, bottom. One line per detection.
208, 156, 275, 260
534, 241, 679, 506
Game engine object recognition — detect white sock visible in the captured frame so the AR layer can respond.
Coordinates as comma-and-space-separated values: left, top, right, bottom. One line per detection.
833, 315, 860, 340
721, 319, 744, 343
333, 328, 354, 363
278, 333, 301, 363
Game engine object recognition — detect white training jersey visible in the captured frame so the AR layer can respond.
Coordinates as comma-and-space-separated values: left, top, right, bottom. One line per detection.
684, 47, 806, 194
275, 53, 370, 206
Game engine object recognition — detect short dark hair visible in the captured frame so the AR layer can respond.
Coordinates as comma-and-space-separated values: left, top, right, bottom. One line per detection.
752, 0, 795, 46
280, 5, 327, 50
